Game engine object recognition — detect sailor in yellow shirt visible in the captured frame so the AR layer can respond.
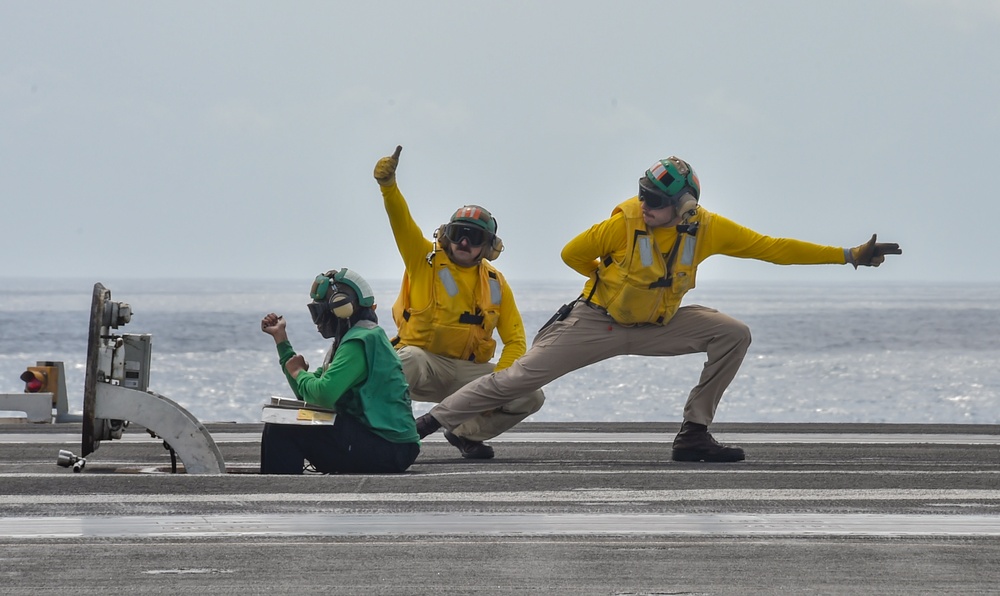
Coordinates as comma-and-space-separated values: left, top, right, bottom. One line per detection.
373, 146, 544, 459
414, 155, 902, 463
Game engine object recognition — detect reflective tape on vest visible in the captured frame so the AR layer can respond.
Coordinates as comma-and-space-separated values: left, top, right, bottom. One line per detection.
438, 269, 459, 297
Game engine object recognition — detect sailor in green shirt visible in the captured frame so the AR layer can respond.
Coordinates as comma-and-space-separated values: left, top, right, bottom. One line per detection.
259, 268, 419, 474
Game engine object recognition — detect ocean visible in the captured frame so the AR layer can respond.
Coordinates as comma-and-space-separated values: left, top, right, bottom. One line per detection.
2, 278, 998, 425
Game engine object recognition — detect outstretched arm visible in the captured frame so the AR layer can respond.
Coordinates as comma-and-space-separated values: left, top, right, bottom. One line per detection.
373, 145, 434, 268
704, 214, 901, 268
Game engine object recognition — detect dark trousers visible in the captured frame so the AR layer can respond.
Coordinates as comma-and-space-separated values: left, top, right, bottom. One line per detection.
260, 413, 420, 475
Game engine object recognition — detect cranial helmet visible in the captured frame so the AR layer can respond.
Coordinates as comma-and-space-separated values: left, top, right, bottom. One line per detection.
645, 156, 700, 200
639, 156, 701, 219
309, 268, 376, 322
450, 205, 497, 234
435, 204, 504, 261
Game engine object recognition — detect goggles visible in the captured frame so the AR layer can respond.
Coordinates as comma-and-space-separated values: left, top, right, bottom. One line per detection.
639, 183, 699, 212
443, 223, 488, 247
307, 301, 329, 325
308, 274, 342, 323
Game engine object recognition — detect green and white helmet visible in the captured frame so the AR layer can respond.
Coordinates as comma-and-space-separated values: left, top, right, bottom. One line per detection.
644, 156, 700, 200
309, 267, 376, 324
331, 268, 375, 308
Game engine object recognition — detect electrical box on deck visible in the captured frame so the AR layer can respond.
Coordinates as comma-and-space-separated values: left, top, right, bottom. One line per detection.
122, 334, 152, 392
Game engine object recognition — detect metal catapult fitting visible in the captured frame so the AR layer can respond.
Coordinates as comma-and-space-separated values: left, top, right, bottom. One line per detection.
80, 282, 226, 474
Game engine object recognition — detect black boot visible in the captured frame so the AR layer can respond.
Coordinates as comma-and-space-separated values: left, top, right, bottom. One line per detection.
444, 431, 495, 460
415, 413, 442, 439
671, 421, 745, 462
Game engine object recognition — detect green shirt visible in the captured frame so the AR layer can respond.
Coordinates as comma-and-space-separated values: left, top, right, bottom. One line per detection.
276, 324, 418, 444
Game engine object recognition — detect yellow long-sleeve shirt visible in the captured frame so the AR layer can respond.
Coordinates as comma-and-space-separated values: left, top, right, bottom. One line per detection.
562, 200, 847, 316
380, 183, 528, 371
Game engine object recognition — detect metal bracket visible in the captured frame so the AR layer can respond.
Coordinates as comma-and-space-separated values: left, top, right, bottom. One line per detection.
93, 384, 226, 474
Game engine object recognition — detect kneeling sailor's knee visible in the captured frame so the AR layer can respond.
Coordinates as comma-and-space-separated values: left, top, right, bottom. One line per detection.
729, 320, 752, 347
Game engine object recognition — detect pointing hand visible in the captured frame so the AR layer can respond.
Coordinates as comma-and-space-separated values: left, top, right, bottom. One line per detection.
849, 234, 902, 268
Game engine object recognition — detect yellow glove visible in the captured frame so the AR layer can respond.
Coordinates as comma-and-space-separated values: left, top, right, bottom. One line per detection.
849, 234, 902, 268
373, 145, 403, 187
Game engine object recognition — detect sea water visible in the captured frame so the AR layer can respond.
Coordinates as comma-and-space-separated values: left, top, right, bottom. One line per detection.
1, 278, 998, 425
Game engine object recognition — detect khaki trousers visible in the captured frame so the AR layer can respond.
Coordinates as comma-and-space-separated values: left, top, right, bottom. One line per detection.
397, 346, 545, 441
432, 301, 751, 429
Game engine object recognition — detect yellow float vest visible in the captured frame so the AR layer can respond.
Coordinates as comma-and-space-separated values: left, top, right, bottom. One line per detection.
391, 249, 504, 363
594, 198, 712, 325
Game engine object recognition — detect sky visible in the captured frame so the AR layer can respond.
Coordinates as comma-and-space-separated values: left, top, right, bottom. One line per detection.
2, 1, 999, 285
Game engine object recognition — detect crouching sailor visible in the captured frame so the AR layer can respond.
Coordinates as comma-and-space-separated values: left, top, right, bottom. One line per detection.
415, 155, 902, 463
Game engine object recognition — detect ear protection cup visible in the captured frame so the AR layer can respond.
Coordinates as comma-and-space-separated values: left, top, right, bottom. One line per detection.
483, 235, 504, 261
329, 292, 355, 319
675, 194, 699, 221
311, 271, 362, 320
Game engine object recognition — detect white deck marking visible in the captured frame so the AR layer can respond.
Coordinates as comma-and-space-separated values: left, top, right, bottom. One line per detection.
1, 488, 999, 505
3, 512, 1000, 538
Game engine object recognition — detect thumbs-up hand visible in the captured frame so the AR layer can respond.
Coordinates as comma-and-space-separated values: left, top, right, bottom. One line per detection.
374, 145, 403, 187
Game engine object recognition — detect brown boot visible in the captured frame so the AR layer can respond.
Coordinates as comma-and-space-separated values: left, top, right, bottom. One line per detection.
671, 421, 745, 462
415, 413, 441, 439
